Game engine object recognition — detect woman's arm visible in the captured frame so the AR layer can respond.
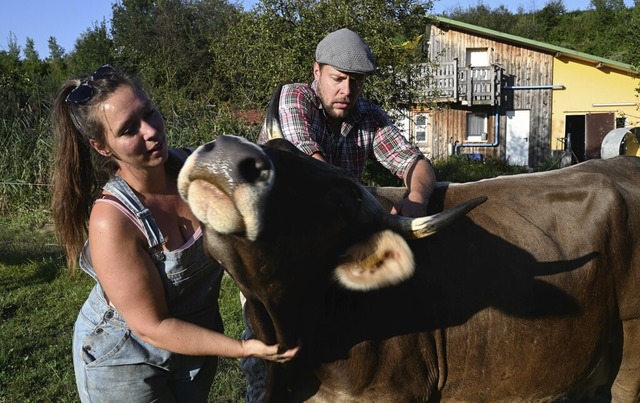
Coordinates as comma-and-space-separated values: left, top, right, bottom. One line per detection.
88, 202, 298, 361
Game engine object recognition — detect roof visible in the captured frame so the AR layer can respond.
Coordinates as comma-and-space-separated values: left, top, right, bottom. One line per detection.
432, 16, 637, 74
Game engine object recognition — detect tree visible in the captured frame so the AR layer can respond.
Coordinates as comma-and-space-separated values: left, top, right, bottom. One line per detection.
4, 32, 21, 60
24, 38, 39, 62
586, 0, 633, 63
48, 37, 65, 63
46, 36, 68, 86
0, 33, 23, 117
22, 38, 47, 100
111, 0, 241, 116
446, 3, 518, 34
534, 0, 566, 37
446, 0, 636, 65
0, 33, 50, 118
68, 20, 114, 76
212, 0, 433, 112
629, 0, 640, 60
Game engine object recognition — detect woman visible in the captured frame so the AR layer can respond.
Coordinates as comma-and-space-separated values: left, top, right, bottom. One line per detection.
51, 65, 298, 402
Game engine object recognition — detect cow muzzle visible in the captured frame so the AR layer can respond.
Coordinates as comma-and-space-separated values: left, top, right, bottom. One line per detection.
178, 135, 275, 240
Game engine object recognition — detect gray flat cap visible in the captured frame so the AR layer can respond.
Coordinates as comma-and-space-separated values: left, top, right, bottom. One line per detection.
315, 28, 377, 75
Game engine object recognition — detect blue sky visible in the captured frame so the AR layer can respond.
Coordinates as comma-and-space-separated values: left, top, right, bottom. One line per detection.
0, 0, 632, 59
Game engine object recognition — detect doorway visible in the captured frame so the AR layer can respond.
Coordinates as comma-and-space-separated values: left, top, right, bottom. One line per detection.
506, 110, 530, 166
565, 115, 585, 162
565, 113, 614, 161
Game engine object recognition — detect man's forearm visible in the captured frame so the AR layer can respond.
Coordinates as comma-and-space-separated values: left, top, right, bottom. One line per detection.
406, 158, 436, 198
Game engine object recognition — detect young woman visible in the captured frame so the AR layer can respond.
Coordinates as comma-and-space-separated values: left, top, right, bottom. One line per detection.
51, 65, 298, 402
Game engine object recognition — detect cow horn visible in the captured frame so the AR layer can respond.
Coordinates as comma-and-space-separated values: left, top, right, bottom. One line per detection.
265, 84, 284, 140
384, 196, 487, 239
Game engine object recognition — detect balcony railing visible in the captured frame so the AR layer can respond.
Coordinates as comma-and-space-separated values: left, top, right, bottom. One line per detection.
422, 60, 502, 106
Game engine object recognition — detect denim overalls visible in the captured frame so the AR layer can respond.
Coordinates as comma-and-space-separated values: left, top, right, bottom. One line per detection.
72, 154, 224, 403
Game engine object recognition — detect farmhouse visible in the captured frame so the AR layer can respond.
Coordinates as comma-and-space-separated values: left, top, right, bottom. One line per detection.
397, 17, 639, 167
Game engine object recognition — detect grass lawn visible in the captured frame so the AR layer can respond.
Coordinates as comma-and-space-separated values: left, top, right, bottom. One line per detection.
0, 214, 246, 402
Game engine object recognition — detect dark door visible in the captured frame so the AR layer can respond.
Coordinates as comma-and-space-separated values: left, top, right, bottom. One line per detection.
585, 113, 614, 159
565, 113, 614, 161
566, 115, 586, 162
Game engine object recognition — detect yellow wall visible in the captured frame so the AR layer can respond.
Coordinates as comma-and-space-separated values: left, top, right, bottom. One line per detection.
551, 58, 639, 151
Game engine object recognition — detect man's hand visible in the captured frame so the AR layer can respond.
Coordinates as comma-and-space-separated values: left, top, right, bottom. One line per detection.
391, 190, 428, 217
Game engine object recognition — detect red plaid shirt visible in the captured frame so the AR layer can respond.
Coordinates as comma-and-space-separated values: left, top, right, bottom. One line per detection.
258, 81, 423, 181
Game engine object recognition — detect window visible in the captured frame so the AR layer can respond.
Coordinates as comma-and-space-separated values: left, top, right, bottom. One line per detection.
466, 48, 489, 67
466, 113, 487, 141
414, 113, 428, 143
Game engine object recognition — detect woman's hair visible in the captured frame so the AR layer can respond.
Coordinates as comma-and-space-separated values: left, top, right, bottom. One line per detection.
51, 65, 146, 269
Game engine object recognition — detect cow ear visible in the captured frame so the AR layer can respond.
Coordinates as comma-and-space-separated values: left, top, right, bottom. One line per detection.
333, 230, 415, 291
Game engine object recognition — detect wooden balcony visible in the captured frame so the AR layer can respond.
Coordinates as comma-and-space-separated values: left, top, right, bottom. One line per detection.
421, 61, 502, 106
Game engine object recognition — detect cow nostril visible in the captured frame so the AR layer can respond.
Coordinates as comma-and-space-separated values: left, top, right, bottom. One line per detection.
238, 157, 271, 184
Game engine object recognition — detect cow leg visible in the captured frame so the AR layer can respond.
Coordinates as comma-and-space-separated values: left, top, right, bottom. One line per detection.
611, 318, 640, 402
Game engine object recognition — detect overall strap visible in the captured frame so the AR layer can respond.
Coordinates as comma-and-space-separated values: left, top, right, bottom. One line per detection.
103, 175, 164, 250
101, 148, 193, 254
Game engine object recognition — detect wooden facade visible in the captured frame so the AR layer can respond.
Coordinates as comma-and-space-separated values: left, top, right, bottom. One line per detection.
407, 17, 637, 168
416, 18, 554, 166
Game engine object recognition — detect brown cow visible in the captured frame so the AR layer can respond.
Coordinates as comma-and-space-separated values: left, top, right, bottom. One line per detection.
178, 138, 640, 401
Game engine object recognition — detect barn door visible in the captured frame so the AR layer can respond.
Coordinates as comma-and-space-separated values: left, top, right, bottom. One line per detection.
585, 113, 614, 159
566, 113, 615, 160
506, 110, 530, 166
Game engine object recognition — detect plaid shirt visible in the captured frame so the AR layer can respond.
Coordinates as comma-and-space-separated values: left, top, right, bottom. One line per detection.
258, 81, 423, 181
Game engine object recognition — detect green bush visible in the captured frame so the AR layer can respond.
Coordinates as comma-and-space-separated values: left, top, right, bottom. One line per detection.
433, 155, 529, 183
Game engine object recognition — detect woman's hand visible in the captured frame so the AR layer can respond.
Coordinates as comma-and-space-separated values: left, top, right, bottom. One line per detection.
241, 339, 301, 363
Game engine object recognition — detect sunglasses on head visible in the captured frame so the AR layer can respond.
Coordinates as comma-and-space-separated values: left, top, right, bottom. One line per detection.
65, 64, 117, 105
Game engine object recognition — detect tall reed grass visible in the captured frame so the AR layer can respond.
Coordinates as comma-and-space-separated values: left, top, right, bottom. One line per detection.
0, 106, 54, 215
0, 101, 262, 218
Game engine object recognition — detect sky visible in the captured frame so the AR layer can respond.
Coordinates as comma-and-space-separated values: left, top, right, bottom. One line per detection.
0, 0, 633, 59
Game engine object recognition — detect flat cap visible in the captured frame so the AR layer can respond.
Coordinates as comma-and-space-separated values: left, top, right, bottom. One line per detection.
315, 28, 377, 75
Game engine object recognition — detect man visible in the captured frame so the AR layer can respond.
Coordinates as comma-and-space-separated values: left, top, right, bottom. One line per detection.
258, 27, 436, 217
244, 28, 437, 402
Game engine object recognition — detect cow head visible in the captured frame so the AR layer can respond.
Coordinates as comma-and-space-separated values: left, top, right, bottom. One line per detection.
179, 139, 485, 347
177, 87, 485, 348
